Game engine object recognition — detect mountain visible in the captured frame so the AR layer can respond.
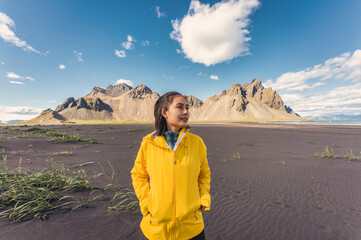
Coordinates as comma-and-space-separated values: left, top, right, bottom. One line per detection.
26, 79, 301, 124
25, 109, 66, 124
197, 78, 300, 120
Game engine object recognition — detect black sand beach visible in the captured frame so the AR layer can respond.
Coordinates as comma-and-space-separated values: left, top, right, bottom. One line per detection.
1, 123, 361, 240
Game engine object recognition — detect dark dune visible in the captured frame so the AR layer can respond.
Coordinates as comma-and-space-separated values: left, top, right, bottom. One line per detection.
0, 123, 361, 240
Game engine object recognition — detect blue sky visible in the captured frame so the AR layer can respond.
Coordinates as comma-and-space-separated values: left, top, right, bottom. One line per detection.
1, 0, 361, 121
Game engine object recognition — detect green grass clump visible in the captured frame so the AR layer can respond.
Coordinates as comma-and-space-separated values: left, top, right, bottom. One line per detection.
26, 127, 55, 134
108, 188, 139, 212
9, 134, 29, 140
0, 150, 139, 223
25, 127, 100, 144
97, 161, 140, 212
340, 150, 360, 161
232, 152, 241, 159
0, 156, 92, 222
314, 146, 360, 161
10, 150, 30, 156
127, 126, 152, 133
314, 146, 338, 158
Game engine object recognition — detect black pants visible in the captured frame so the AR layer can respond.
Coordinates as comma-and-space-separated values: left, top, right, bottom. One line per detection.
189, 230, 205, 240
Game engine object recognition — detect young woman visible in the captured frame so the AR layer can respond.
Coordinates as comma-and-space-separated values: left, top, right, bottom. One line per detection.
131, 91, 211, 240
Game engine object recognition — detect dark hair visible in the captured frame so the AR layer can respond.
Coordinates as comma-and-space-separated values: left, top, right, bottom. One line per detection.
154, 91, 185, 136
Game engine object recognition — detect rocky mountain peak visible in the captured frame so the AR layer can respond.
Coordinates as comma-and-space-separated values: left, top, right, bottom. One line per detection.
55, 97, 76, 112
74, 97, 113, 112
87, 87, 106, 97
106, 83, 132, 97
244, 78, 264, 97
184, 95, 204, 108
127, 84, 156, 99
226, 83, 245, 96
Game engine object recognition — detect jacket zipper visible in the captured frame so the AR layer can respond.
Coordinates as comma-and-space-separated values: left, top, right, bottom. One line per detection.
172, 151, 176, 240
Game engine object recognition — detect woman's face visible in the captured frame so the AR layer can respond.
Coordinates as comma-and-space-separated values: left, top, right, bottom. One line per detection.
162, 95, 190, 132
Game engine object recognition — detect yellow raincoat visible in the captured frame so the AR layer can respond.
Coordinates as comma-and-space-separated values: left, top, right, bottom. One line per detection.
131, 126, 211, 240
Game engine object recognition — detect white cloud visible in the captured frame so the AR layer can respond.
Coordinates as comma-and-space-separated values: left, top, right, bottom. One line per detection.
0, 12, 40, 53
48, 100, 56, 103
44, 50, 50, 56
122, 42, 134, 50
280, 83, 361, 118
0, 106, 43, 122
178, 66, 190, 70
162, 74, 173, 80
122, 35, 136, 50
9, 80, 24, 85
127, 35, 134, 42
6, 72, 34, 81
198, 72, 207, 77
210, 75, 219, 80
266, 49, 361, 92
170, 0, 260, 66
263, 49, 361, 117
6, 72, 20, 79
1, 61, 4, 65
115, 49, 126, 58
73, 50, 84, 62
155, 6, 166, 18
141, 40, 150, 46
176, 49, 183, 54
59, 64, 66, 70
116, 78, 134, 86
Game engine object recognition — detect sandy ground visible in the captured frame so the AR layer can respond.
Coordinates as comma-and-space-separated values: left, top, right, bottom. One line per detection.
0, 122, 361, 240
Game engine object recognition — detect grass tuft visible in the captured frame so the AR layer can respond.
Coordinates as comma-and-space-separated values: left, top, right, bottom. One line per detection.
232, 152, 241, 159
314, 146, 360, 161
314, 146, 338, 158
24, 127, 100, 144
0, 156, 91, 222
340, 150, 359, 161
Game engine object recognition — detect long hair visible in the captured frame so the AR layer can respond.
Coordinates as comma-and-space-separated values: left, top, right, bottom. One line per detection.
154, 91, 184, 136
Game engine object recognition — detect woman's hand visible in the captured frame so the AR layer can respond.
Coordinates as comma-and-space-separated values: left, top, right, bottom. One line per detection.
199, 205, 205, 211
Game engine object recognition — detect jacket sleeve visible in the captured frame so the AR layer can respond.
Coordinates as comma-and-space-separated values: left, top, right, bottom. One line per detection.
198, 139, 211, 211
131, 140, 151, 216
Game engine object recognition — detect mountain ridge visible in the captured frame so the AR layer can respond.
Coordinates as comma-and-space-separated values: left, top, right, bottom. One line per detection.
26, 79, 301, 124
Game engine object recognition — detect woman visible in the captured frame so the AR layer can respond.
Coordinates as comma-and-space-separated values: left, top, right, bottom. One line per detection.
131, 91, 211, 240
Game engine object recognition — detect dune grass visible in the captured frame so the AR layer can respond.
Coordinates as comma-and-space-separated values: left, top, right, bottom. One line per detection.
96, 161, 140, 212
127, 126, 152, 134
10, 150, 31, 156
0, 154, 91, 222
0, 150, 139, 223
314, 146, 360, 161
25, 127, 100, 144
3, 127, 99, 144
232, 152, 241, 159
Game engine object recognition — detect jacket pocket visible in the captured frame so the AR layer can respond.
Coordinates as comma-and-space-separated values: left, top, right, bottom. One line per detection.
149, 192, 173, 224
141, 191, 152, 216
